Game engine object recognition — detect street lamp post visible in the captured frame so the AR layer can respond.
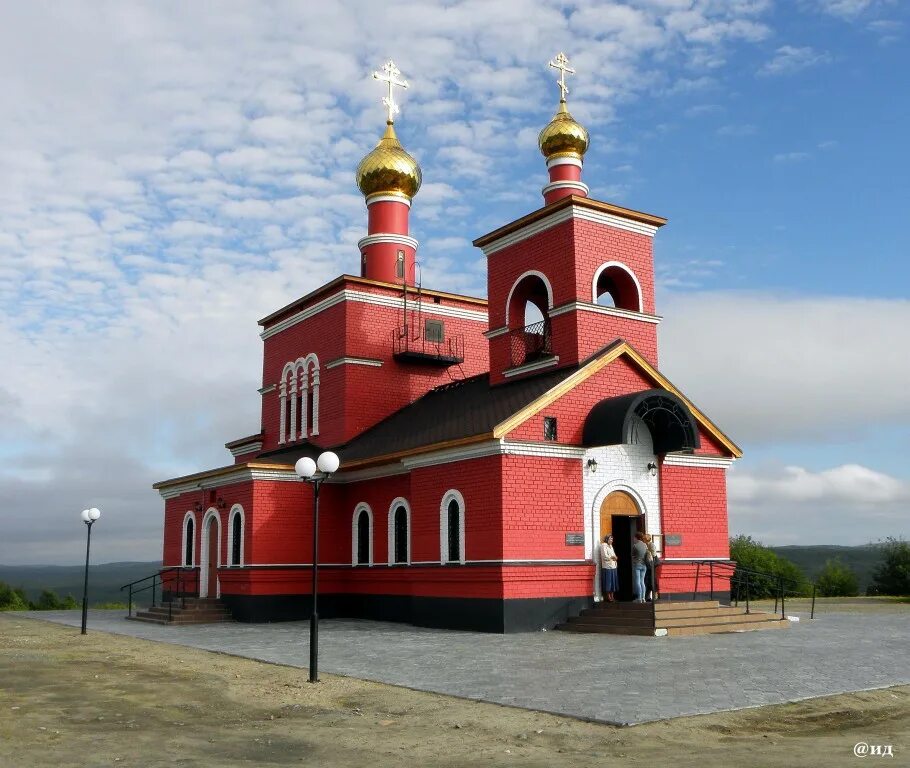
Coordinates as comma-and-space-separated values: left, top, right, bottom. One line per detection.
295, 451, 340, 683
79, 507, 101, 635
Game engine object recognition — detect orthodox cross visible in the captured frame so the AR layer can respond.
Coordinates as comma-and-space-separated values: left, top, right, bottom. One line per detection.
373, 59, 409, 124
548, 52, 575, 101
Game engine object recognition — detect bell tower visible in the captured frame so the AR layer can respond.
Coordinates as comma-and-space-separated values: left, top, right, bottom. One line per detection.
475, 53, 667, 386
356, 60, 422, 284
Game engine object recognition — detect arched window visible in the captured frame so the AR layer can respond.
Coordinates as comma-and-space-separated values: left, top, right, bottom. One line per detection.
440, 490, 465, 565
228, 505, 244, 566
387, 498, 411, 565
278, 354, 320, 443
352, 504, 373, 566
592, 262, 643, 312
182, 513, 195, 567
505, 272, 554, 367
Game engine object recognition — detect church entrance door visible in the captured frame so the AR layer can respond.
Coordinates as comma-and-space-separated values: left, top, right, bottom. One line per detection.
599, 491, 643, 602
205, 516, 218, 598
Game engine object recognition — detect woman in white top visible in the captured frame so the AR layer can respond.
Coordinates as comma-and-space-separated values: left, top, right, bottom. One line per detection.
600, 534, 619, 602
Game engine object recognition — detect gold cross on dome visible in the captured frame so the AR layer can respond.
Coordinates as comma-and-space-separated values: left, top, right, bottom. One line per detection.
549, 51, 575, 101
373, 59, 409, 124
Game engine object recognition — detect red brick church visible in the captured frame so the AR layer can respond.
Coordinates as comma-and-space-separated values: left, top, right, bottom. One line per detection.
153, 56, 741, 632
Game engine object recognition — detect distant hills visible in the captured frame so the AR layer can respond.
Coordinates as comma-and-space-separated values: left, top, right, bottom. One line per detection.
768, 545, 883, 592
0, 561, 161, 606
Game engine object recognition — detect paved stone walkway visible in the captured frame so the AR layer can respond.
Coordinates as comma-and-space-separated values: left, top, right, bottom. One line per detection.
26, 607, 910, 726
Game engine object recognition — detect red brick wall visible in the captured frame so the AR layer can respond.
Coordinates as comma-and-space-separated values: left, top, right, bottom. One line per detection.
508, 356, 653, 444
259, 283, 489, 451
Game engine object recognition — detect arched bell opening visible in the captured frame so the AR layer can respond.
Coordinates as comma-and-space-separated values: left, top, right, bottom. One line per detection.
593, 263, 642, 312
505, 271, 554, 367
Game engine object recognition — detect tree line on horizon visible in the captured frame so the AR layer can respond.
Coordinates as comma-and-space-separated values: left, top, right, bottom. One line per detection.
730, 535, 910, 598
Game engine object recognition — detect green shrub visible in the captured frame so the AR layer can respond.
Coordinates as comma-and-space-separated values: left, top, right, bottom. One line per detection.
872, 538, 910, 596
816, 558, 860, 597
0, 581, 29, 611
729, 535, 810, 598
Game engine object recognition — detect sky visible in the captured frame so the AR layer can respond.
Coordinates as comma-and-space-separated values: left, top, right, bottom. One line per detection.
1, 0, 908, 566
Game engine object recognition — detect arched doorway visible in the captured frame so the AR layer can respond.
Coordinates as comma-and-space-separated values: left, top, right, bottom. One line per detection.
599, 490, 644, 602
200, 513, 220, 598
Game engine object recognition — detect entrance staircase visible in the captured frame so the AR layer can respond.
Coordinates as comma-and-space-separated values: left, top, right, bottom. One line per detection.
128, 597, 233, 626
557, 600, 789, 637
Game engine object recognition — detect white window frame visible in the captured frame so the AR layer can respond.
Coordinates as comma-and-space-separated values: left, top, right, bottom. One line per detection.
351, 503, 374, 566
439, 489, 466, 565
227, 504, 245, 567
199, 508, 222, 598
505, 270, 554, 327
181, 511, 196, 567
387, 497, 412, 566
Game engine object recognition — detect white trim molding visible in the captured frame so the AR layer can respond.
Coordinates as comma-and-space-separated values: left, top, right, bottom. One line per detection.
199, 508, 222, 599
357, 233, 419, 252
440, 489, 466, 565
387, 497, 412, 566
325, 356, 383, 370
591, 261, 644, 312
542, 180, 589, 197
352, 503, 374, 566
549, 301, 661, 325
546, 156, 583, 169
258, 384, 276, 395
261, 288, 487, 340
503, 354, 560, 378
181, 511, 196, 568
481, 203, 659, 257
662, 454, 735, 469
365, 193, 411, 207
483, 325, 509, 339
227, 504, 245, 567
229, 441, 262, 458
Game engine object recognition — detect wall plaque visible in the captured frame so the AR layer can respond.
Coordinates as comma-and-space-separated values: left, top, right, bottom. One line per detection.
664, 534, 683, 546
565, 533, 585, 546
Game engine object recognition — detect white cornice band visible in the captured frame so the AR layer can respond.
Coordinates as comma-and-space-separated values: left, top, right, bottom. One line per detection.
365, 194, 411, 207
484, 326, 510, 339
502, 354, 560, 378
548, 301, 662, 325
229, 442, 262, 458
261, 288, 488, 340
547, 156, 583, 169
663, 454, 735, 469
357, 233, 419, 251
325, 356, 383, 370
542, 180, 589, 197
481, 204, 659, 257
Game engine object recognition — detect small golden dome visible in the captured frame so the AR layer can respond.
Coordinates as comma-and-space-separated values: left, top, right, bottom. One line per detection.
538, 101, 589, 160
356, 122, 422, 200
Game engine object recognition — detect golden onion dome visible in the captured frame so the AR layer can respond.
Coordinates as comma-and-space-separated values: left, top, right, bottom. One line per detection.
356, 122, 422, 200
538, 100, 589, 161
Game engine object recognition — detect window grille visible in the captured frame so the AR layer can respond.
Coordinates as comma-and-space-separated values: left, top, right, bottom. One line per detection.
544, 416, 558, 441
425, 319, 444, 343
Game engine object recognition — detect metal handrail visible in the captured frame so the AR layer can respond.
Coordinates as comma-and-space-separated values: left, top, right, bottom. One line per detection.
660, 558, 817, 620
120, 566, 198, 618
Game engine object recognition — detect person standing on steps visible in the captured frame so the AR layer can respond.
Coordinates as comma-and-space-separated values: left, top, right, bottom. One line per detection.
599, 534, 618, 602
644, 534, 660, 602
631, 532, 650, 603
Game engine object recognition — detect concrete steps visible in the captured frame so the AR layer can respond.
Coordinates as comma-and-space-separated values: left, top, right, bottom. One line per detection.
128, 597, 233, 626
557, 600, 790, 637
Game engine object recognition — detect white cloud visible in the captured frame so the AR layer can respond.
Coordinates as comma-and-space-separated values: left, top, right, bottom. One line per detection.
773, 151, 810, 163
758, 45, 831, 76
728, 463, 909, 544
814, 0, 891, 19
716, 123, 757, 136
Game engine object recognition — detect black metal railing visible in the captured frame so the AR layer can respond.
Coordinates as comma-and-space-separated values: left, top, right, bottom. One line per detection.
120, 566, 198, 621
392, 325, 464, 364
508, 319, 552, 368
657, 558, 817, 620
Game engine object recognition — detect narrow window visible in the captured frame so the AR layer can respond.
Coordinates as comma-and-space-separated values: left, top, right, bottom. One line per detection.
356, 510, 370, 565
544, 416, 558, 441
231, 513, 242, 566
295, 390, 303, 439
361, 253, 367, 277
425, 319, 444, 343
184, 518, 194, 566
447, 499, 460, 564
393, 506, 408, 564
396, 250, 405, 279
306, 387, 314, 437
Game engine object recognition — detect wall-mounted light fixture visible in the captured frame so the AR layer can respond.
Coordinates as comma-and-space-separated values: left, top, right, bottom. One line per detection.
647, 461, 658, 477
193, 502, 204, 513
216, 496, 227, 509
586, 458, 598, 473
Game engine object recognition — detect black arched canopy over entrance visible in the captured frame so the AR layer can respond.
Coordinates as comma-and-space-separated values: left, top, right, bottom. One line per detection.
582, 388, 700, 454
